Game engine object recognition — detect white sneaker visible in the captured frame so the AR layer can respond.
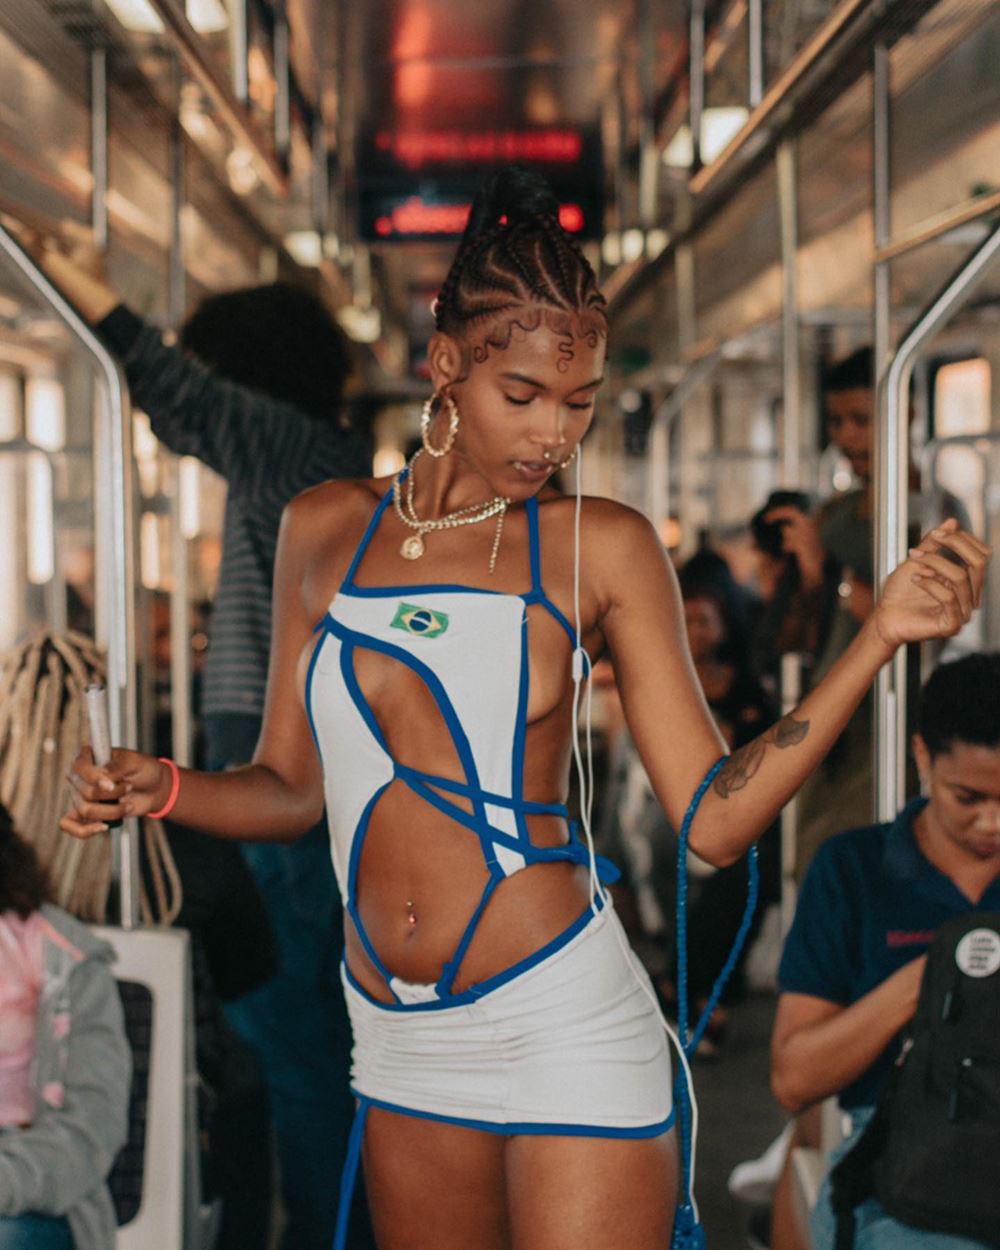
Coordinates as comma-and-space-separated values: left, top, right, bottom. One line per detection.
727, 1123, 794, 1206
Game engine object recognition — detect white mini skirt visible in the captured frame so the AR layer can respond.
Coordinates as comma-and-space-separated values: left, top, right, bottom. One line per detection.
341, 897, 675, 1137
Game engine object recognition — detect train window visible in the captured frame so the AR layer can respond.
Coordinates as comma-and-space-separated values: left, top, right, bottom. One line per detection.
934, 358, 991, 439
931, 357, 991, 539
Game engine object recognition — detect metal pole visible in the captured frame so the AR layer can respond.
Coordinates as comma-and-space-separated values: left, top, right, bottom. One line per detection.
748, 0, 764, 107
779, 652, 801, 935
638, 0, 657, 231
777, 136, 803, 898
229, 0, 249, 102
0, 226, 140, 928
689, 0, 706, 172
274, 0, 291, 163
167, 85, 193, 769
777, 139, 800, 486
871, 39, 901, 824
876, 222, 1000, 821
90, 47, 109, 249
646, 352, 722, 529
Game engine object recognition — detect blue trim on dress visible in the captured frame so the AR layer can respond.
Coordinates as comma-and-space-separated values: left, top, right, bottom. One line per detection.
396, 766, 568, 817
341, 895, 607, 1013
325, 614, 488, 824
341, 486, 394, 590
355, 1093, 676, 1140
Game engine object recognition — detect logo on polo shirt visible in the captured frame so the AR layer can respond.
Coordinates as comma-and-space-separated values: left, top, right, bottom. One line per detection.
886, 930, 937, 948
390, 602, 449, 638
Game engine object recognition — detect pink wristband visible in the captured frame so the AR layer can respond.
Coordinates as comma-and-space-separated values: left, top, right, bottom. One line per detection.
148, 757, 181, 820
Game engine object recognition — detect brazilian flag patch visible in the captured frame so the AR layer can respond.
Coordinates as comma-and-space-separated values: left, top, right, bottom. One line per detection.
390, 602, 449, 638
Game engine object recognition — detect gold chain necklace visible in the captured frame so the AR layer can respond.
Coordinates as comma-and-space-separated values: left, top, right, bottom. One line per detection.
392, 450, 511, 574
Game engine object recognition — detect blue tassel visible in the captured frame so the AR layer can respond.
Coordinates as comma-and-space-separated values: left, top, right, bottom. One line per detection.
671, 1202, 707, 1250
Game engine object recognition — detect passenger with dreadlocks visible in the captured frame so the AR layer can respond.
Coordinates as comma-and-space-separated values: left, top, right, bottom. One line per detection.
62, 169, 990, 1249
0, 801, 130, 1250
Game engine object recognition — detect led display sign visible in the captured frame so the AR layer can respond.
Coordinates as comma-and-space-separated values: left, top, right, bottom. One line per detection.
358, 126, 602, 242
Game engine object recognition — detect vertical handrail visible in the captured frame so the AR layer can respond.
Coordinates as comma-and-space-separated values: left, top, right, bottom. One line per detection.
871, 39, 900, 825
874, 222, 1000, 822
777, 134, 802, 913
645, 351, 721, 531
0, 224, 141, 928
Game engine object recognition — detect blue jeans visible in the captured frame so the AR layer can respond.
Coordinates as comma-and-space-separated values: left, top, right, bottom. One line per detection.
0, 1214, 73, 1250
206, 713, 373, 1250
811, 1108, 991, 1250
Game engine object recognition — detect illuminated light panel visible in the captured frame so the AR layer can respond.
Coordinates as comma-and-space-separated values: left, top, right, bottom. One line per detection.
27, 452, 54, 585
180, 457, 201, 539
394, 5, 433, 109
104, 0, 164, 34
0, 371, 19, 439
373, 447, 407, 478
375, 128, 584, 170
373, 197, 585, 239
140, 511, 161, 590
662, 108, 750, 169
186, 0, 228, 33
284, 231, 323, 267
337, 305, 382, 344
26, 377, 65, 451
621, 229, 645, 264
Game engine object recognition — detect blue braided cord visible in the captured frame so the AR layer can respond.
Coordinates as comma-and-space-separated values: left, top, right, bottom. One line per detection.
672, 1201, 707, 1250
332, 1098, 369, 1250
673, 755, 764, 1249
685, 843, 759, 1056
675, 759, 726, 1053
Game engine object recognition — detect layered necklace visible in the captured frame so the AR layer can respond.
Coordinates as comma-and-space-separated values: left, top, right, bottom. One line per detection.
392, 450, 511, 574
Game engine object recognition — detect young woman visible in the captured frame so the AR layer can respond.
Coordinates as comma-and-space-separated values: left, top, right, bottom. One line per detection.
61, 169, 990, 1250
0, 802, 131, 1250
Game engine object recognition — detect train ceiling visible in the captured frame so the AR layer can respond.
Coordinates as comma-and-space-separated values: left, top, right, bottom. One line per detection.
1, 0, 997, 381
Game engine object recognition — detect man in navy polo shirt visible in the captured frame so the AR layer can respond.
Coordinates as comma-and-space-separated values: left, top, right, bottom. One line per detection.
771, 652, 1000, 1250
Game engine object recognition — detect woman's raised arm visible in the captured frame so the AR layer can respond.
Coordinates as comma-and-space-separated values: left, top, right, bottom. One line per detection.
597, 507, 990, 867
60, 493, 327, 843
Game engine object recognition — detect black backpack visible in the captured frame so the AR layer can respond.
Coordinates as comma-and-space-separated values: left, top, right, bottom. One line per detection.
830, 911, 1000, 1250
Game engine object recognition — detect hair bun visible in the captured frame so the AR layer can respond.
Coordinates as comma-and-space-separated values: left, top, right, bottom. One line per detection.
463, 168, 560, 242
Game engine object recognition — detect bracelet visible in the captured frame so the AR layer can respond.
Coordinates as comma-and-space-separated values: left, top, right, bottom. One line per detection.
148, 757, 181, 821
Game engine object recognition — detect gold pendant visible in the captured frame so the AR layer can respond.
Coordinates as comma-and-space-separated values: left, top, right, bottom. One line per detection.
401, 534, 425, 560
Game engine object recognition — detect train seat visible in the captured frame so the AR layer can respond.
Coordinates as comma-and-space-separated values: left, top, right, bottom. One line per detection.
90, 925, 218, 1250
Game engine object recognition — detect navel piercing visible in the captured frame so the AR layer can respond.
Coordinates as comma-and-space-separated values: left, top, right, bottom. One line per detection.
406, 900, 417, 926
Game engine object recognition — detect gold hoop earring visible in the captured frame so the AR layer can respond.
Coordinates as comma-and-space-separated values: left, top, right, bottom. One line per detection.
421, 392, 460, 458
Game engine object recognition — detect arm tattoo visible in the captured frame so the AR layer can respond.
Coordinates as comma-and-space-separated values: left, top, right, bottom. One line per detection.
712, 714, 810, 800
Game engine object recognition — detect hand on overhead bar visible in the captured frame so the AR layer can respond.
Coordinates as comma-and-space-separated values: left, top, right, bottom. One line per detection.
6, 215, 120, 325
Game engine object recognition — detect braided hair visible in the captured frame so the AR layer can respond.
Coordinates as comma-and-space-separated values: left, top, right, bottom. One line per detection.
0, 632, 182, 924
434, 169, 607, 371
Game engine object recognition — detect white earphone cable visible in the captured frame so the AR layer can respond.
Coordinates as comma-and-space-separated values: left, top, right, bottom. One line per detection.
568, 447, 701, 1214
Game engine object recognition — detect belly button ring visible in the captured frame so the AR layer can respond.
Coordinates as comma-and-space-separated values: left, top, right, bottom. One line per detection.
406, 900, 417, 926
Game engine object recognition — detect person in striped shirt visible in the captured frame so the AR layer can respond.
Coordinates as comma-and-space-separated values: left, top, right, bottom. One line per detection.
33, 233, 374, 1250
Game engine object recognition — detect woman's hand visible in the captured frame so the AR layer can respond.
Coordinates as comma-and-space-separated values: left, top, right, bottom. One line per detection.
872, 519, 991, 651
60, 747, 171, 839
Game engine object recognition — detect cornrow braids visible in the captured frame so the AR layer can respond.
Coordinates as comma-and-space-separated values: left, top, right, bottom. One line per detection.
434, 170, 607, 372
0, 632, 182, 925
